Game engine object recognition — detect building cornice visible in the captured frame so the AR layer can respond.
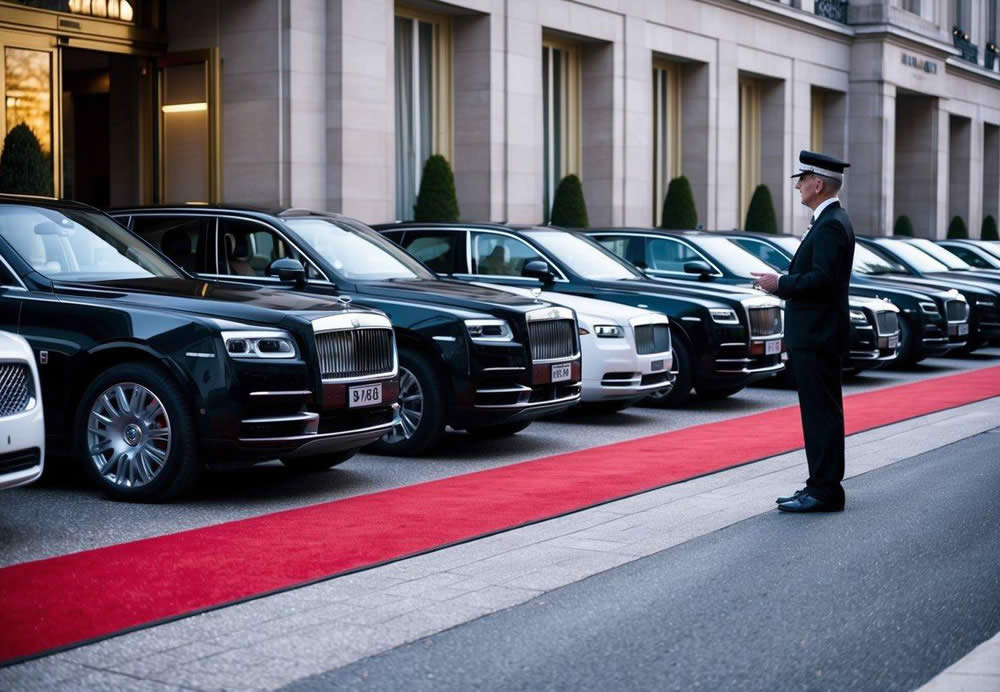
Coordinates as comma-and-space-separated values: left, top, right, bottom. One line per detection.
852, 23, 959, 60
945, 57, 1000, 86
705, 0, 853, 43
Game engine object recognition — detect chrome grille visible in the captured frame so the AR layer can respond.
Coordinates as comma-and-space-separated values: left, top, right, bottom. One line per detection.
315, 328, 395, 379
634, 324, 671, 355
0, 363, 33, 418
748, 306, 783, 337
946, 300, 969, 322
874, 311, 899, 336
529, 319, 577, 361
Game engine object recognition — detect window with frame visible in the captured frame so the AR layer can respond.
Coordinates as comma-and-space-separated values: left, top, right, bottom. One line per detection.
901, 0, 921, 15
472, 232, 543, 277
400, 230, 463, 274
394, 8, 452, 221
130, 216, 214, 274
738, 77, 761, 225
811, 88, 824, 152
729, 237, 791, 271
652, 61, 682, 225
542, 38, 580, 223
215, 219, 322, 280
646, 237, 704, 273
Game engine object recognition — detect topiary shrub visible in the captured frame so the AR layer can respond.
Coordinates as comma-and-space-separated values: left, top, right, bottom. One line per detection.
981, 215, 998, 240
744, 184, 778, 234
947, 215, 968, 239
660, 175, 698, 229
893, 215, 914, 237
549, 174, 589, 228
413, 154, 459, 222
0, 123, 52, 196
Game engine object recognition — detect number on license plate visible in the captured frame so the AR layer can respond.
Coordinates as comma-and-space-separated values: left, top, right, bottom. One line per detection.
888, 336, 899, 349
551, 362, 572, 382
765, 340, 781, 355
348, 383, 382, 408
650, 359, 665, 372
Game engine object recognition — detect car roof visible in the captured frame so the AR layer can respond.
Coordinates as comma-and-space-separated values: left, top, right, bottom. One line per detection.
0, 194, 100, 213
108, 203, 356, 222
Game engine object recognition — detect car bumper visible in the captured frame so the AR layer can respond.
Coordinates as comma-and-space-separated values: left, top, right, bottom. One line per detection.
581, 341, 674, 402
0, 403, 45, 491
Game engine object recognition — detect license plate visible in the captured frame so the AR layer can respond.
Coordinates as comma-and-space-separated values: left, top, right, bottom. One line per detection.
551, 362, 572, 382
650, 359, 665, 372
348, 383, 382, 408
959, 323, 969, 336
887, 335, 899, 349
765, 340, 781, 355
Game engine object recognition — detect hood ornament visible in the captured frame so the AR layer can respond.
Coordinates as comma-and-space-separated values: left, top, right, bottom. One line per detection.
337, 295, 353, 309
531, 287, 542, 302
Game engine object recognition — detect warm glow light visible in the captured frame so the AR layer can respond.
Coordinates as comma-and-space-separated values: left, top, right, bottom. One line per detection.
162, 102, 208, 113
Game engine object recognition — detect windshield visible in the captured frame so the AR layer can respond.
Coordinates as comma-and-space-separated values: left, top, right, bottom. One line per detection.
853, 243, 909, 275
0, 204, 182, 282
875, 238, 950, 273
769, 237, 802, 255
525, 230, 641, 280
694, 235, 776, 277
284, 217, 434, 281
906, 238, 972, 270
979, 241, 1000, 261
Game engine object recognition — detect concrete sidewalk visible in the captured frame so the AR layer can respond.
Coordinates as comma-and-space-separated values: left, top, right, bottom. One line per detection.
3, 397, 998, 691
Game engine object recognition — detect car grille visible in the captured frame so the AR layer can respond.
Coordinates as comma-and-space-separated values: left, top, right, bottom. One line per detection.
529, 319, 577, 361
874, 311, 899, 336
748, 306, 783, 337
0, 363, 34, 418
315, 328, 395, 379
946, 300, 969, 322
634, 324, 671, 355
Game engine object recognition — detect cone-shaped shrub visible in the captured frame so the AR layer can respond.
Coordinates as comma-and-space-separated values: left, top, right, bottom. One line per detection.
413, 154, 459, 222
893, 215, 914, 237
981, 215, 998, 240
660, 175, 698, 229
0, 123, 52, 196
947, 215, 968, 239
549, 174, 589, 228
744, 184, 778, 234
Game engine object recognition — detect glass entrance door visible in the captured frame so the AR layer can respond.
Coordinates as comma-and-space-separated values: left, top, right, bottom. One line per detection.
0, 30, 58, 196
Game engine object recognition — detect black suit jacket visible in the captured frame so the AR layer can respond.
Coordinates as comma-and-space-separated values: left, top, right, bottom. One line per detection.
776, 201, 855, 353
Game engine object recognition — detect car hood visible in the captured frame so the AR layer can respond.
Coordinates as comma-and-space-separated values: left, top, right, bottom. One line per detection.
602, 278, 771, 309
471, 282, 668, 325
850, 277, 945, 302
53, 277, 381, 327
359, 278, 545, 314
876, 274, 1000, 299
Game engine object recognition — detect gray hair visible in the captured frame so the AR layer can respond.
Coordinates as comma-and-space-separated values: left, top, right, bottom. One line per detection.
815, 174, 842, 194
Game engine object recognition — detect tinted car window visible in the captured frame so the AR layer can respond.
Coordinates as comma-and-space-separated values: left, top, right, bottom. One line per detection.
131, 215, 214, 273
646, 237, 702, 272
400, 231, 463, 273
526, 230, 640, 280
945, 244, 992, 268
875, 238, 949, 272
217, 219, 323, 280
729, 237, 791, 271
594, 235, 644, 266
472, 232, 542, 277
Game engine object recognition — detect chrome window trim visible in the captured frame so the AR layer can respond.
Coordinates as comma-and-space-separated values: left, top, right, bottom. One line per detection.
249, 390, 313, 397
589, 231, 725, 278
0, 250, 28, 290
419, 228, 568, 283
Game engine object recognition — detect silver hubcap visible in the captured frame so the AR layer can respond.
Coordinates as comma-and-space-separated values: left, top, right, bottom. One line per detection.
384, 366, 424, 444
88, 382, 171, 489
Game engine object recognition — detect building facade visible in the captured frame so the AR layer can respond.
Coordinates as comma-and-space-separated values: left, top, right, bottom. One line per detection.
2, 0, 1000, 238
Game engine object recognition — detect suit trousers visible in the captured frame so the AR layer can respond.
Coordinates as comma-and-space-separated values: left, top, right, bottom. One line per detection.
787, 349, 846, 503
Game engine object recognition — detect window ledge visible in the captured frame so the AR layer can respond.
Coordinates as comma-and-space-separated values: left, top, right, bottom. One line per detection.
722, 0, 854, 38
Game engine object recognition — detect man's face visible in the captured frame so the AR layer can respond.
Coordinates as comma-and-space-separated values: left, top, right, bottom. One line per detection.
795, 173, 821, 208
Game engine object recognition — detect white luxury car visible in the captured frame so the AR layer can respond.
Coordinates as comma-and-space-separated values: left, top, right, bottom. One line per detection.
0, 331, 44, 490
475, 284, 674, 410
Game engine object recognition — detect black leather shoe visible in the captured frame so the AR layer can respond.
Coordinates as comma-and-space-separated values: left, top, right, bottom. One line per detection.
777, 493, 844, 513
776, 489, 807, 504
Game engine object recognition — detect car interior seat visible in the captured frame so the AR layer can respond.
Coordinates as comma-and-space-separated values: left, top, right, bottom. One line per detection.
479, 243, 511, 275
223, 233, 256, 276
161, 228, 198, 273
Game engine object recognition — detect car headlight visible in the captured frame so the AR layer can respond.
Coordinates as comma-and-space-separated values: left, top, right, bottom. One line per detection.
709, 308, 740, 324
464, 319, 514, 342
919, 302, 940, 315
593, 324, 625, 338
976, 300, 995, 308
221, 330, 297, 359
849, 309, 868, 324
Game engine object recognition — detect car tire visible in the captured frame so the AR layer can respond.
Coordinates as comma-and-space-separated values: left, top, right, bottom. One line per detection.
894, 314, 922, 366
75, 362, 198, 502
280, 448, 357, 472
466, 420, 533, 438
368, 350, 445, 456
645, 338, 692, 407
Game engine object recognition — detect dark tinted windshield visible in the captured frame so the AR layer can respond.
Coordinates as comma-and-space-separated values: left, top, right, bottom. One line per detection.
693, 235, 776, 276
525, 230, 641, 280
0, 205, 182, 282
284, 217, 435, 281
853, 243, 909, 275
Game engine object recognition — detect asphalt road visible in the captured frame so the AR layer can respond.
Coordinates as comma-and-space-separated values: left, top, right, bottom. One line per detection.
1, 349, 998, 567
285, 428, 1000, 692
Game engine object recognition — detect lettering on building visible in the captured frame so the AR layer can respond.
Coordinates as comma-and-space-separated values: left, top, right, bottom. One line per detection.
902, 54, 938, 73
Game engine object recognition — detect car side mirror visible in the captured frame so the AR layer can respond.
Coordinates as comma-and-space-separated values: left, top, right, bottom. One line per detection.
266, 258, 307, 288
522, 260, 555, 286
683, 260, 714, 279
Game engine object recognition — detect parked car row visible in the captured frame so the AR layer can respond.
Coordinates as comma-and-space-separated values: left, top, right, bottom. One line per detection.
3, 192, 996, 502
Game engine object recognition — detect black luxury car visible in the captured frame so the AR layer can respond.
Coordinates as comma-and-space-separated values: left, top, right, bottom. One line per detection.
855, 236, 1000, 349
0, 196, 400, 501
898, 237, 1000, 280
375, 223, 786, 405
112, 207, 582, 455
725, 232, 969, 364
586, 228, 902, 373
937, 239, 1000, 270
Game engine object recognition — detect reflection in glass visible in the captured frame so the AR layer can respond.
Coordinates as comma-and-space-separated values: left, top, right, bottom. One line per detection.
15, 0, 135, 21
4, 47, 52, 154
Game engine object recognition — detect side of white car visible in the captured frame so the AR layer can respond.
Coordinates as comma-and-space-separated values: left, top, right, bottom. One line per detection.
473, 284, 674, 404
0, 331, 45, 490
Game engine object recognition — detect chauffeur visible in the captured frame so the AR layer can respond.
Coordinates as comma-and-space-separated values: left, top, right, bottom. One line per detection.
751, 151, 855, 513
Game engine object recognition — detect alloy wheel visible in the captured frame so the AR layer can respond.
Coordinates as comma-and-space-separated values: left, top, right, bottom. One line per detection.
87, 382, 172, 488
384, 366, 424, 444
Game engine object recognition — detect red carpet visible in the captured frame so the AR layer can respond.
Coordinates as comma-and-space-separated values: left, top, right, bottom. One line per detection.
2, 365, 999, 664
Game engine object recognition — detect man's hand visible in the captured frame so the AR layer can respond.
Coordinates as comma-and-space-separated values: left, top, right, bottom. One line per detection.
750, 272, 780, 295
